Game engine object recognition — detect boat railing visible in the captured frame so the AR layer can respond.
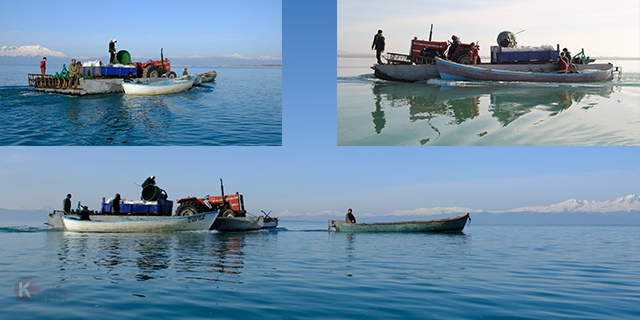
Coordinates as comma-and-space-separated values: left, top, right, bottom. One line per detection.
28, 74, 80, 89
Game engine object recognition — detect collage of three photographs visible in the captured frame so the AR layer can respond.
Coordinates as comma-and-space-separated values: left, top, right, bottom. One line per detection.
1, 1, 639, 319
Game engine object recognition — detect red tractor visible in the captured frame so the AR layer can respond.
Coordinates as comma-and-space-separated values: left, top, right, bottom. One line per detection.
135, 48, 177, 78
175, 179, 247, 217
385, 25, 480, 65
410, 38, 480, 65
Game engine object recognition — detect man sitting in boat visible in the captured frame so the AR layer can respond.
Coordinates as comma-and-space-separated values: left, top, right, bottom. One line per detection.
79, 206, 91, 221
555, 56, 568, 73
141, 176, 156, 188
123, 72, 133, 82
345, 208, 356, 224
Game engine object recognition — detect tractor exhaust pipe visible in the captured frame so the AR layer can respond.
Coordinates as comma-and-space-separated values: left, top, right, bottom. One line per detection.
429, 24, 433, 41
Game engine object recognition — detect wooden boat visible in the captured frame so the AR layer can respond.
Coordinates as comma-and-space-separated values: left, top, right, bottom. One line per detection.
122, 74, 197, 95
61, 211, 218, 232
194, 70, 217, 86
435, 57, 613, 83
330, 213, 470, 233
211, 216, 264, 232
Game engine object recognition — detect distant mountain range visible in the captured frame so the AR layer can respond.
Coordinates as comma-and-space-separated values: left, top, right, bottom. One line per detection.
496, 195, 640, 213
0, 45, 281, 66
0, 45, 66, 58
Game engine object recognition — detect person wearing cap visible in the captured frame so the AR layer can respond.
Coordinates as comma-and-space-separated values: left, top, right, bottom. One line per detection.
371, 29, 385, 65
183, 68, 189, 76
141, 176, 156, 188
345, 208, 356, 224
109, 39, 117, 64
447, 35, 461, 60
40, 57, 47, 77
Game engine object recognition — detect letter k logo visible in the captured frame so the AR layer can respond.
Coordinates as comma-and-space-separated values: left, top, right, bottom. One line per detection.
18, 281, 32, 297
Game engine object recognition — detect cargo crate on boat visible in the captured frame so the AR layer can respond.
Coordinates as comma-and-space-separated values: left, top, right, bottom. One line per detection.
491, 46, 560, 63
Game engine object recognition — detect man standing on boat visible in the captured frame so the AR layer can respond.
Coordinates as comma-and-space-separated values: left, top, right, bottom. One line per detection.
109, 39, 117, 64
371, 30, 385, 65
448, 35, 461, 60
111, 193, 121, 215
345, 208, 356, 224
40, 57, 47, 77
63, 194, 72, 213
68, 59, 80, 88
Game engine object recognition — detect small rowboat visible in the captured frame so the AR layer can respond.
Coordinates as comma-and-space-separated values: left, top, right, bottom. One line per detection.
122, 74, 197, 95
211, 216, 264, 232
330, 213, 470, 233
61, 211, 218, 232
435, 57, 613, 83
194, 70, 217, 86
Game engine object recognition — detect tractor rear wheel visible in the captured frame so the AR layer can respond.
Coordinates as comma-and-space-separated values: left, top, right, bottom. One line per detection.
142, 65, 160, 78
166, 71, 177, 78
176, 202, 201, 216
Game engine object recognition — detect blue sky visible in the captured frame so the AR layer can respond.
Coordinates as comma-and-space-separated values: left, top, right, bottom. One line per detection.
0, 0, 281, 61
338, 0, 640, 58
1, 1, 640, 219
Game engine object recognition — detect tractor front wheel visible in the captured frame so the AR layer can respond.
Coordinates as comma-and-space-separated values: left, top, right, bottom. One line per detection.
166, 71, 177, 78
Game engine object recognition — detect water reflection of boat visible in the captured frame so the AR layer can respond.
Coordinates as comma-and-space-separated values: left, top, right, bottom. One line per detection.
370, 82, 616, 142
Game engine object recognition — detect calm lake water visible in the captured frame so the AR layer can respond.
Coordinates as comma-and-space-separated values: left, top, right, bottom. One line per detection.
0, 65, 281, 146
338, 58, 640, 146
1, 222, 639, 319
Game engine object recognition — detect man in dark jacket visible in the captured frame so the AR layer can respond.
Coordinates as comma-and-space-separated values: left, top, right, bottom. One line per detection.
109, 39, 117, 64
79, 206, 91, 221
371, 30, 385, 64
447, 35, 461, 60
63, 194, 72, 213
111, 193, 121, 215
345, 208, 356, 224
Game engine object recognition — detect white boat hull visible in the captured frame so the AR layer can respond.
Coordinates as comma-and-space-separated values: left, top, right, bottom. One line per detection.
122, 74, 197, 95
46, 212, 172, 229
61, 211, 218, 232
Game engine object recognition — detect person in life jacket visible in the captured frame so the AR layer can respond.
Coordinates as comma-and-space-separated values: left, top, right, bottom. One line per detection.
468, 42, 479, 65
556, 55, 568, 73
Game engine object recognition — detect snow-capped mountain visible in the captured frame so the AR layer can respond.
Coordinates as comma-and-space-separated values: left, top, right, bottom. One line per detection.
386, 207, 483, 216
0, 45, 66, 58
497, 195, 640, 213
